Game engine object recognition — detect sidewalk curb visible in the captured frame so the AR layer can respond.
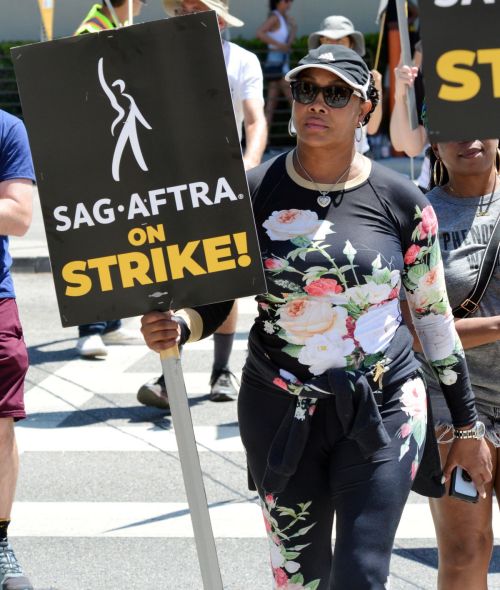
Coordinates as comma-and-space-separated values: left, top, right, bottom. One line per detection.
12, 256, 51, 273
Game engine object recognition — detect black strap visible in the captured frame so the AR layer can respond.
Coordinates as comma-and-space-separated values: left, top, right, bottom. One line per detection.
452, 213, 500, 318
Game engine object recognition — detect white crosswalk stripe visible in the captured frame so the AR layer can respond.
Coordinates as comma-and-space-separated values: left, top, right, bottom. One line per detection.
16, 424, 244, 453
12, 502, 498, 540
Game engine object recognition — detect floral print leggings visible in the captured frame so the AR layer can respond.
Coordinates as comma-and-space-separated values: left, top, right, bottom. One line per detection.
238, 376, 428, 590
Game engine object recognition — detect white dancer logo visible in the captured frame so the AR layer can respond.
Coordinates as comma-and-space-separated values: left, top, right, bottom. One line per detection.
98, 57, 152, 182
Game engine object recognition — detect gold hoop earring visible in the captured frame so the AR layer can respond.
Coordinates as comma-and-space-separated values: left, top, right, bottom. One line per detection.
433, 159, 445, 186
496, 147, 500, 174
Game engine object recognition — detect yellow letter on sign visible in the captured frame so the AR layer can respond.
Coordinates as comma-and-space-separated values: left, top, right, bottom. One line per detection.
437, 50, 481, 101
477, 49, 500, 98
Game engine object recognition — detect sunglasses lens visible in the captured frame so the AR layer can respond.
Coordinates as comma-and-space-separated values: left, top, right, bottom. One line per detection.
291, 81, 317, 104
323, 86, 352, 108
291, 81, 354, 108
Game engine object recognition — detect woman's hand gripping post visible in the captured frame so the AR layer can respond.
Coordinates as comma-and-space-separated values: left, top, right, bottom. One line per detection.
141, 311, 182, 353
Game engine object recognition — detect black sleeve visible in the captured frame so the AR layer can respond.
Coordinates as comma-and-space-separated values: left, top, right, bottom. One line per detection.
174, 299, 234, 345
193, 300, 235, 339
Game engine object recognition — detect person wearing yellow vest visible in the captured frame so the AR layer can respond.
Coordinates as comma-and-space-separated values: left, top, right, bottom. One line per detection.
75, 0, 145, 36
73, 0, 147, 358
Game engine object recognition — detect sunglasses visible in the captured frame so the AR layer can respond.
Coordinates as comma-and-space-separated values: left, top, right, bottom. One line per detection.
290, 80, 362, 109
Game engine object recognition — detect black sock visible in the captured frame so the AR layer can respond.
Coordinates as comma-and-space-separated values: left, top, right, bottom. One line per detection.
212, 333, 234, 374
0, 519, 10, 539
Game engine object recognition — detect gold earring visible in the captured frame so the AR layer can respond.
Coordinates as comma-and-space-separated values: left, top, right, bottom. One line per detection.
496, 147, 500, 174
433, 159, 444, 186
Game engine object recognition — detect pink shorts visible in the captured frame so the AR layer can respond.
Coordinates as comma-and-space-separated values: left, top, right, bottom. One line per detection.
0, 298, 28, 420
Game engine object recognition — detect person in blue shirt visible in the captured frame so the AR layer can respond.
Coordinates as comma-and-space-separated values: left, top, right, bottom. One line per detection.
0, 109, 35, 590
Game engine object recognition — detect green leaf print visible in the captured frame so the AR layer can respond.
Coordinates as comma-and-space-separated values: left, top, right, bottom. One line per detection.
294, 523, 317, 537
433, 355, 459, 367
289, 544, 311, 552
416, 246, 429, 259
412, 418, 426, 449
305, 580, 321, 590
407, 263, 429, 285
288, 247, 305, 261
283, 344, 303, 358
291, 574, 305, 584
277, 507, 299, 518
414, 205, 423, 220
402, 280, 418, 293
298, 501, 312, 512
264, 293, 287, 304
277, 329, 289, 342
362, 353, 385, 369
430, 301, 448, 315
371, 268, 392, 285
428, 240, 442, 268
399, 439, 410, 460
336, 264, 352, 274
345, 300, 364, 319
283, 551, 301, 560
411, 226, 421, 243
291, 236, 312, 247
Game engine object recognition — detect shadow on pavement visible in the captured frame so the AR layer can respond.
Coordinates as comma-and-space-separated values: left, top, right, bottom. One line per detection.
393, 545, 500, 573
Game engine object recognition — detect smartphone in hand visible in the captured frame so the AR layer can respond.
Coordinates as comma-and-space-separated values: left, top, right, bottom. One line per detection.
449, 466, 479, 503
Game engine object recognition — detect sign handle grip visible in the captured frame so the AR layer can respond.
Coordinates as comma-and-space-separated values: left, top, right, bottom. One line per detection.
160, 348, 224, 590
395, 0, 419, 130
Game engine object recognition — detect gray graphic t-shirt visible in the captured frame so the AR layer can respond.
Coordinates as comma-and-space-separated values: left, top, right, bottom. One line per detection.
422, 185, 500, 409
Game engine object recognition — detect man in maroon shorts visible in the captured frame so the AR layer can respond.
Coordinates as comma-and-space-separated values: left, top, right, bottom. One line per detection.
0, 109, 34, 590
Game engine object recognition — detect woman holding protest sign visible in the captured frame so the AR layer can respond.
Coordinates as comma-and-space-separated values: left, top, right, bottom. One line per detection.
141, 45, 492, 588
401, 139, 500, 589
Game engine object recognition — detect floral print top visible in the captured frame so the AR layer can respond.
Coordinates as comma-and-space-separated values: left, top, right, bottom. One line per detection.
247, 152, 475, 426
187, 151, 476, 427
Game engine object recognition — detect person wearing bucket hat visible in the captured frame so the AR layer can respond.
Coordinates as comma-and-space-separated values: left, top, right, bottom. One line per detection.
308, 15, 383, 157
137, 0, 267, 409
256, 0, 297, 127
308, 15, 365, 56
140, 43, 490, 587
163, 0, 243, 28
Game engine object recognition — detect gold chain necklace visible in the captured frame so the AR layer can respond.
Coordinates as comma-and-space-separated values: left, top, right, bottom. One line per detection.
294, 149, 353, 208
447, 175, 499, 217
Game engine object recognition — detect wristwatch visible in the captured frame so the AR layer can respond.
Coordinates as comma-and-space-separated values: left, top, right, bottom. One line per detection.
453, 421, 486, 440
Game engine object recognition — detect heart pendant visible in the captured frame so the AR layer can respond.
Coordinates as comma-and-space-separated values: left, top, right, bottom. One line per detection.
317, 195, 331, 208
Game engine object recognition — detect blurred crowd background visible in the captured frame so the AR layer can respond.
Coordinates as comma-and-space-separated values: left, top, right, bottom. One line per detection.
0, 0, 421, 158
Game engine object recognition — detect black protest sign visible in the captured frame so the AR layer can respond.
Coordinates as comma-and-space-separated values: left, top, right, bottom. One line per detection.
12, 13, 266, 327
419, 1, 500, 142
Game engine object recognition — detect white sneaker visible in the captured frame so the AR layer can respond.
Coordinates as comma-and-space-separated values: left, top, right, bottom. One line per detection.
101, 327, 143, 345
76, 334, 107, 358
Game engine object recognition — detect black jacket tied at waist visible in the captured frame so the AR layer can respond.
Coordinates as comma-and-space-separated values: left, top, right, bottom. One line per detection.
243, 324, 445, 498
